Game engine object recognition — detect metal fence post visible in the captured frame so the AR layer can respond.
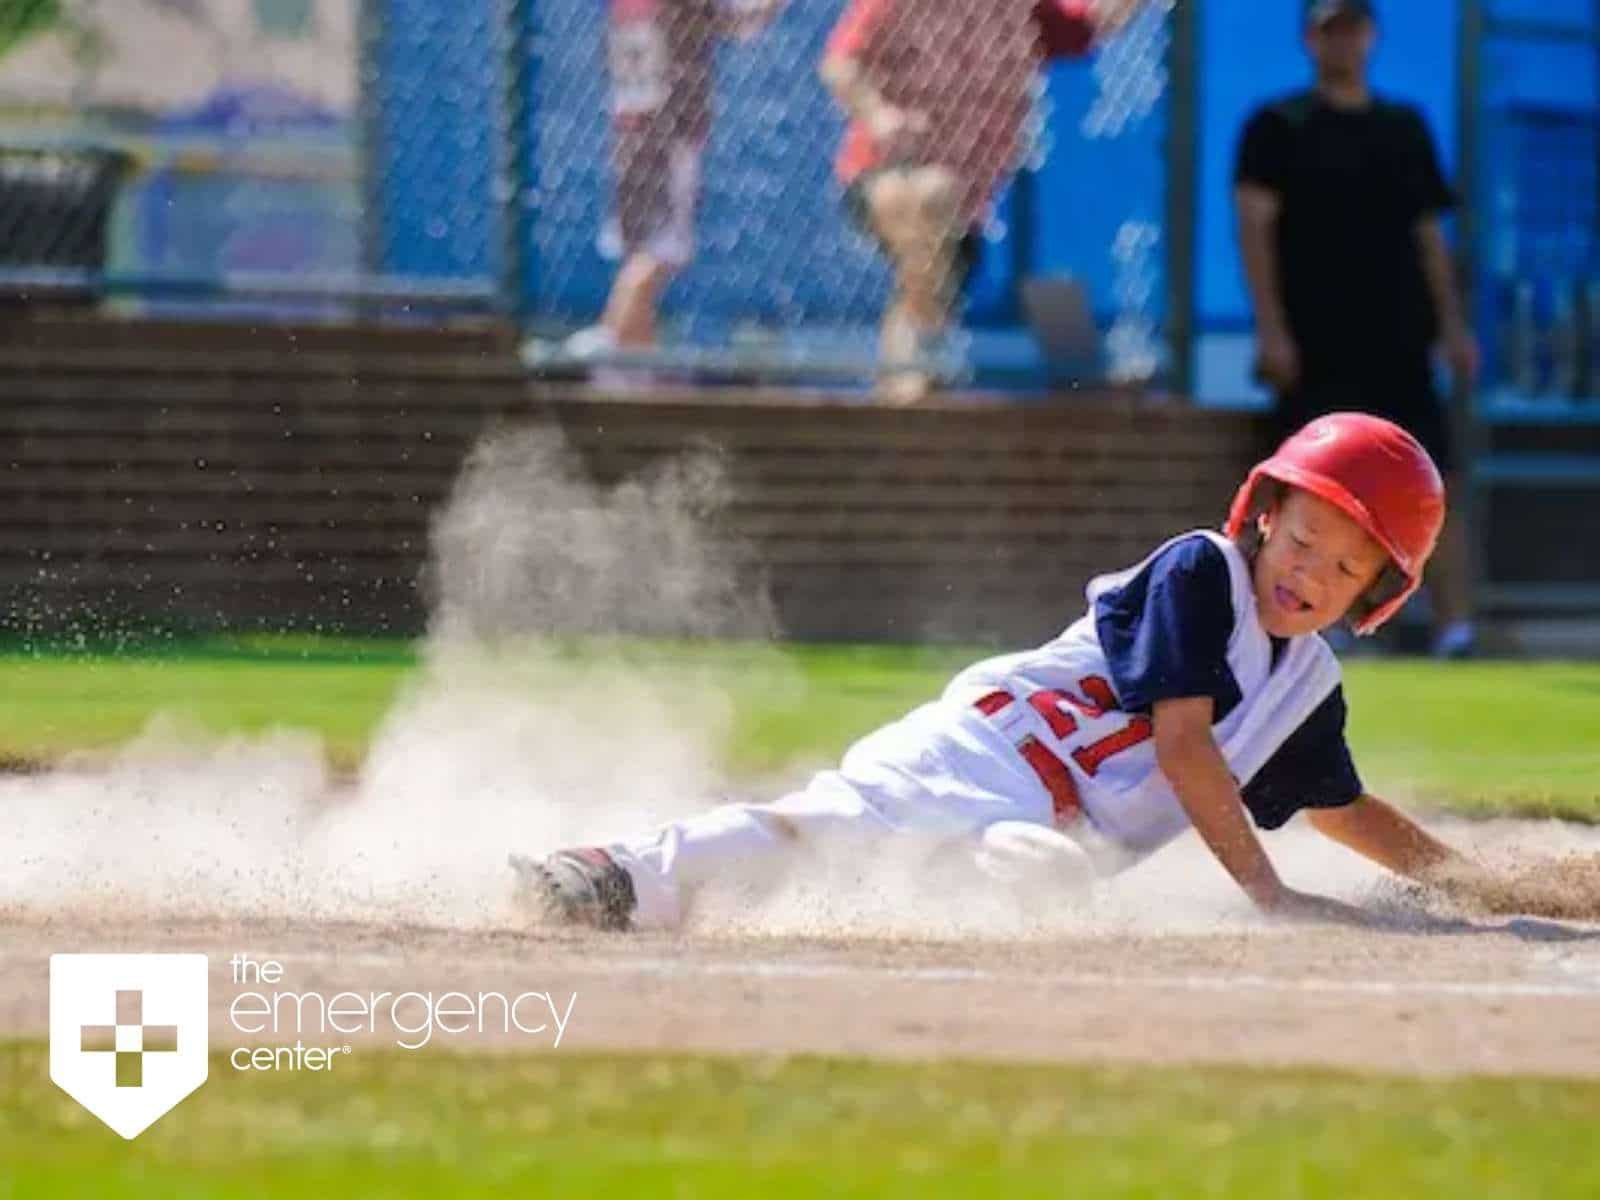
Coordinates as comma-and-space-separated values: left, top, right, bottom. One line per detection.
357, 0, 386, 286
497, 0, 537, 328
1455, 0, 1491, 618
1163, 0, 1200, 397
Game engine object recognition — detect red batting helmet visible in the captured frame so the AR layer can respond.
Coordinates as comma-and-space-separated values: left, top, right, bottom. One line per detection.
1225, 413, 1446, 635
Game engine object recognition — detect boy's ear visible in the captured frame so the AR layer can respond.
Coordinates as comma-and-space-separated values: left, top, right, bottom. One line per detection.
1255, 503, 1278, 541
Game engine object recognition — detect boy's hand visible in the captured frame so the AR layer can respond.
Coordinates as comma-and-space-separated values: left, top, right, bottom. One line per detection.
864, 101, 929, 158
1423, 855, 1600, 922
819, 57, 927, 158
1257, 885, 1377, 928
722, 0, 784, 40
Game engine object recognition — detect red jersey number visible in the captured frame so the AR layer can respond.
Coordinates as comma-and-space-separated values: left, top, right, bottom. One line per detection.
1028, 676, 1153, 778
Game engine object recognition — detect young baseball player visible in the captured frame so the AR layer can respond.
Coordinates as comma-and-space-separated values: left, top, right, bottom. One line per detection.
822, 0, 1148, 404
515, 413, 1505, 931
567, 0, 785, 374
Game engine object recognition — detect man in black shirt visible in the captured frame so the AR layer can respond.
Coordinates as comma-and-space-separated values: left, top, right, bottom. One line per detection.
1234, 0, 1480, 657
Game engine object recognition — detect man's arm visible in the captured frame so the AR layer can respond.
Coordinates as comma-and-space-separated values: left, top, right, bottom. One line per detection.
1235, 182, 1299, 390
1402, 105, 1479, 389
1416, 216, 1480, 387
1155, 697, 1366, 921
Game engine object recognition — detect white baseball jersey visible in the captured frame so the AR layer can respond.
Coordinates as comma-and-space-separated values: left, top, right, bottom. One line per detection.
613, 528, 1363, 927
938, 529, 1356, 867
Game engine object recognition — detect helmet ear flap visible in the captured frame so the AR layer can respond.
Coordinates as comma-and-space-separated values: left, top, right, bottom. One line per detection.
1347, 564, 1410, 635
1232, 479, 1285, 560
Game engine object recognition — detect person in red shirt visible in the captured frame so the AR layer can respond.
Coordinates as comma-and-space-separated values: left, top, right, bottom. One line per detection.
569, 0, 784, 375
821, 0, 1146, 402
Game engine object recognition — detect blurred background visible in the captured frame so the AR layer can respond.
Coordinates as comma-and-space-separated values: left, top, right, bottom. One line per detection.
0, 0, 1595, 653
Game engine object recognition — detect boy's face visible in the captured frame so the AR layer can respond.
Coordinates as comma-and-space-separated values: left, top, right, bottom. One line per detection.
1252, 489, 1389, 638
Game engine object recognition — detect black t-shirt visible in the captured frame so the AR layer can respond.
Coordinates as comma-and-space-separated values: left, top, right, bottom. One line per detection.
1235, 91, 1456, 369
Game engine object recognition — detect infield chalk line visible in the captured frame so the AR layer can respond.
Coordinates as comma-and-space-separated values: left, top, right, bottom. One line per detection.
252, 948, 1600, 1002
618, 956, 1600, 1000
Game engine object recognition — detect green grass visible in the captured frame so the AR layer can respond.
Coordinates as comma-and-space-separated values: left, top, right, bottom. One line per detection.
0, 637, 415, 772
2, 636, 1598, 819
0, 0, 62, 60
3, 1042, 1599, 1198
1342, 660, 1600, 819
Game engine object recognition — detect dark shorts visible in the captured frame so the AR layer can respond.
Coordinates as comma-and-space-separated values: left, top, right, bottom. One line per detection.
1272, 354, 1457, 476
842, 168, 983, 291
606, 131, 702, 268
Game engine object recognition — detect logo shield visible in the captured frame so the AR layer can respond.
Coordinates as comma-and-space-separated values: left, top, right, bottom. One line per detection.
50, 954, 209, 1139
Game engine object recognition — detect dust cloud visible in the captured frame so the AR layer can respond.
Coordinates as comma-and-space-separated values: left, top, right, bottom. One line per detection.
2, 428, 778, 929
3, 428, 1598, 940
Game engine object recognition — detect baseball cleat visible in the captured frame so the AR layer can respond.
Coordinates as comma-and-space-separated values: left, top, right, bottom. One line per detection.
510, 847, 637, 931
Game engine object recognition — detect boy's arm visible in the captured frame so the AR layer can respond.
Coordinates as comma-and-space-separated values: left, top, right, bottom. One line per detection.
1154, 697, 1368, 922
1305, 793, 1468, 880
1307, 793, 1524, 912
1311, 794, 1600, 920
819, 53, 884, 122
1154, 697, 1280, 905
819, 0, 890, 117
819, 37, 927, 155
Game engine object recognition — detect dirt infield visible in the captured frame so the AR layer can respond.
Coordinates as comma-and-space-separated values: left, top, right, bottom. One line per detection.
6, 817, 1599, 1081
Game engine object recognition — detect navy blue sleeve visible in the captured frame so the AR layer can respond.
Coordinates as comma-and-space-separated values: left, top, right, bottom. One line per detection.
1093, 535, 1242, 719
1241, 687, 1364, 831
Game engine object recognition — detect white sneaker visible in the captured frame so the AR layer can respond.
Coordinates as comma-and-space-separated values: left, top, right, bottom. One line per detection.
563, 326, 663, 392
563, 325, 618, 359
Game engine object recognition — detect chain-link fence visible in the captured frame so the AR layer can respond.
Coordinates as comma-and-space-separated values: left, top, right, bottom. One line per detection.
1466, 2, 1600, 406
511, 0, 1177, 387
0, 0, 1175, 370
0, 0, 498, 317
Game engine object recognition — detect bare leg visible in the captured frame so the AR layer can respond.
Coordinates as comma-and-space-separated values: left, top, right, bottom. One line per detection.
864, 167, 964, 405
601, 252, 675, 350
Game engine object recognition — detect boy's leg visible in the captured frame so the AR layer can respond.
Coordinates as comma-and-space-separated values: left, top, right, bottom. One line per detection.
584, 139, 701, 360
601, 252, 675, 349
520, 700, 1072, 931
975, 821, 1098, 894
611, 772, 892, 929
